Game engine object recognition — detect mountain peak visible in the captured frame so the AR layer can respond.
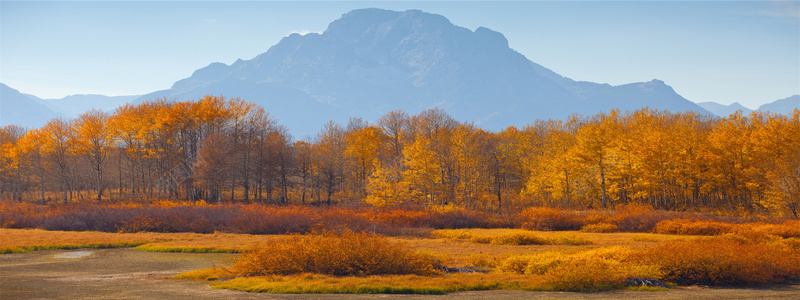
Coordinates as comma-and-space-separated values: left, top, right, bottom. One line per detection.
324, 8, 461, 46
475, 26, 509, 49
171, 62, 231, 90
129, 8, 713, 136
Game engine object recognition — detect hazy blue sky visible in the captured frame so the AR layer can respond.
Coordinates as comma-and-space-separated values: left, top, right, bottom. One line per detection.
2, 1, 798, 109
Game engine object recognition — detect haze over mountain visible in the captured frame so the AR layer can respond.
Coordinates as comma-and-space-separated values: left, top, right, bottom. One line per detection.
698, 95, 799, 117
35, 94, 140, 119
757, 95, 800, 115
4, 9, 796, 135
131, 8, 713, 137
697, 102, 753, 117
0, 83, 62, 129
0, 85, 138, 128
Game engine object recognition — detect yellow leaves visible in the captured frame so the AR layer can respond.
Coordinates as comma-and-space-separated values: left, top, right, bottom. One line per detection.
345, 126, 385, 188
366, 161, 411, 206
72, 109, 112, 156
3, 93, 798, 215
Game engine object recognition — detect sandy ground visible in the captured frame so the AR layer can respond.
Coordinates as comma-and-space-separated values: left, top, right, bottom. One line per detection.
1, 248, 799, 299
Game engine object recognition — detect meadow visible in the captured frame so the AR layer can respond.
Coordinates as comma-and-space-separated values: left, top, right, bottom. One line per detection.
2, 200, 798, 295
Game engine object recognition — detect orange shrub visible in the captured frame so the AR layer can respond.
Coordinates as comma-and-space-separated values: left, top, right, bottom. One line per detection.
653, 219, 735, 236
367, 209, 432, 228
607, 203, 672, 232
233, 231, 441, 276
499, 247, 662, 291
316, 208, 377, 233
749, 221, 800, 238
0, 201, 48, 228
636, 237, 800, 285
540, 256, 662, 292
517, 207, 583, 231
225, 206, 316, 234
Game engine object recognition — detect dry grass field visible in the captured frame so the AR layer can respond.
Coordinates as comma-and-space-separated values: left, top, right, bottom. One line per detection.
2, 225, 798, 296
2, 202, 798, 296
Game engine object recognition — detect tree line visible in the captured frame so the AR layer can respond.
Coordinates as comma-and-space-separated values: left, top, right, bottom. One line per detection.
1, 95, 798, 216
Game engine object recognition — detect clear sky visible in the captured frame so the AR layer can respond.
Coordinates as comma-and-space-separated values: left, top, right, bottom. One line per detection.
1, 1, 798, 109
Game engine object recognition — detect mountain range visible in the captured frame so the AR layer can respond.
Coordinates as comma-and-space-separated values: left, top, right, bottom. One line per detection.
1, 9, 797, 136
698, 95, 800, 117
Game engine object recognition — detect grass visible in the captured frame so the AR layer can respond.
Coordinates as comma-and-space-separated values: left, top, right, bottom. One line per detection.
133, 233, 277, 253
0, 228, 168, 253
0, 228, 271, 254
207, 273, 531, 294
173, 266, 235, 280
0, 227, 683, 259
4, 226, 798, 294
431, 229, 593, 246
580, 222, 619, 233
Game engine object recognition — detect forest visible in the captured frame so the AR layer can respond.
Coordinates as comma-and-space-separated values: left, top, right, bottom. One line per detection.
1, 95, 798, 217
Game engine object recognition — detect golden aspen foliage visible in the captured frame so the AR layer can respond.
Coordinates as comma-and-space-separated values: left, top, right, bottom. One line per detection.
2, 94, 798, 217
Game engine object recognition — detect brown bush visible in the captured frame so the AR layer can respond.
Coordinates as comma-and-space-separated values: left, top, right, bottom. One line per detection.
225, 207, 315, 234
517, 207, 584, 231
607, 203, 672, 232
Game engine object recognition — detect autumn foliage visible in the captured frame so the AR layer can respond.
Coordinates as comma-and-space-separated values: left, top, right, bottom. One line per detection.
0, 96, 798, 217
232, 231, 440, 276
5, 200, 799, 238
636, 236, 800, 285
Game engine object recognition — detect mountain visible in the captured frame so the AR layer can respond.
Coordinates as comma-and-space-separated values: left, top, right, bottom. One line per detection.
696, 96, 799, 117
37, 94, 140, 119
697, 102, 753, 117
758, 95, 799, 115
0, 83, 63, 129
135, 8, 711, 137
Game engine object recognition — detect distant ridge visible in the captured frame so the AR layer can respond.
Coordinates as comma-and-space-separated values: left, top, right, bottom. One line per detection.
758, 95, 799, 115
37, 94, 140, 118
0, 83, 62, 129
698, 102, 753, 117
697, 95, 799, 117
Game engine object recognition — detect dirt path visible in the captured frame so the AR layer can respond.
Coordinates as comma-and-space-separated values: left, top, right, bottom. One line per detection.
1, 248, 798, 299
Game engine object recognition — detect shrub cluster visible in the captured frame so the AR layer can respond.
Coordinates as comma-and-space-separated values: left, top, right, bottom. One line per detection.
518, 207, 584, 231
653, 219, 800, 240
606, 203, 674, 232
497, 247, 662, 291
232, 231, 440, 276
2, 200, 793, 237
635, 236, 800, 285
496, 235, 800, 288
653, 219, 735, 236
516, 203, 685, 233
0, 201, 511, 235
